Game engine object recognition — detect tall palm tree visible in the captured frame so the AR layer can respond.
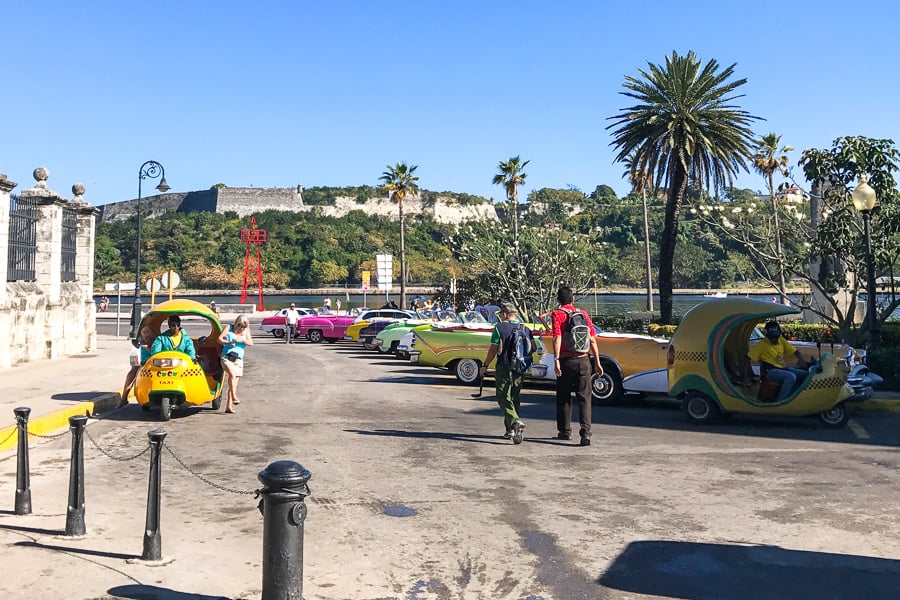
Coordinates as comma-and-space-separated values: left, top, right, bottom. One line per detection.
379, 162, 419, 309
753, 133, 793, 304
492, 156, 529, 242
608, 50, 760, 324
623, 152, 655, 312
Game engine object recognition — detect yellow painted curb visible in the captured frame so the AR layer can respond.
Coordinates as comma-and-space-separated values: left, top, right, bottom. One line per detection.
0, 403, 94, 452
0, 393, 121, 453
856, 398, 900, 413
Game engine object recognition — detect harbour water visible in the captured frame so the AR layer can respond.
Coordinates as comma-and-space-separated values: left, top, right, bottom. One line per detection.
96, 291, 784, 318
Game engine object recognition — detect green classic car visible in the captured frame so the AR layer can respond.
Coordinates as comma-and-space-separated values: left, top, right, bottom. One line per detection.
374, 310, 489, 356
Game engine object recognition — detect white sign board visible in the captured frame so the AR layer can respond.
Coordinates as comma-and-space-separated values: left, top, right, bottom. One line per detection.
146, 278, 162, 293
106, 282, 136, 291
161, 271, 181, 289
376, 254, 393, 291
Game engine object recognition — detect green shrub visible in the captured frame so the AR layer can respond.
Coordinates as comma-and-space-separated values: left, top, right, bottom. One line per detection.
865, 347, 900, 390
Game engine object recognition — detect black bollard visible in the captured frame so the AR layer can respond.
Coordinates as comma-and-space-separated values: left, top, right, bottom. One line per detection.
14, 407, 31, 515
142, 429, 167, 561
65, 415, 88, 536
258, 460, 312, 600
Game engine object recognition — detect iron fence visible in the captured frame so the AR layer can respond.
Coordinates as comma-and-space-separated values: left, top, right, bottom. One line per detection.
61, 207, 77, 281
8, 193, 38, 281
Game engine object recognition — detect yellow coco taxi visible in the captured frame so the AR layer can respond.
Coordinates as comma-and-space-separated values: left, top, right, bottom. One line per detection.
133, 299, 225, 421
668, 297, 853, 428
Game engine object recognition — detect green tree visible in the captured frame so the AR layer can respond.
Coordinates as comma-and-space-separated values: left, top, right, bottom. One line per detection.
454, 220, 595, 320
799, 136, 900, 343
753, 133, 794, 303
379, 163, 420, 308
608, 50, 760, 323
492, 156, 529, 242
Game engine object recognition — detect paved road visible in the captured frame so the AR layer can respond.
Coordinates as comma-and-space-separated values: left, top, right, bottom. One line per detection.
3, 334, 899, 599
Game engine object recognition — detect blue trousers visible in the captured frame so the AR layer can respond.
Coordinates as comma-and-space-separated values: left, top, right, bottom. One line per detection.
766, 366, 808, 401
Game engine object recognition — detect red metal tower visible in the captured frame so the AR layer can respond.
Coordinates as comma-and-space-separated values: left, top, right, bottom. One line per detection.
240, 216, 267, 310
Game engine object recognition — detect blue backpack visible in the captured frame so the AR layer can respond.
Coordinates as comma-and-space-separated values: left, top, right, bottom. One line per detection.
503, 323, 536, 375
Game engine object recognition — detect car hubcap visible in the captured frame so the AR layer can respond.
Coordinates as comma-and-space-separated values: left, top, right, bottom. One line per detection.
822, 406, 844, 424
458, 360, 478, 382
592, 374, 612, 399
688, 397, 709, 419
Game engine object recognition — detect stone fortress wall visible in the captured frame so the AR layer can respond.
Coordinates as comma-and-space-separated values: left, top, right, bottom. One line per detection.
98, 186, 499, 225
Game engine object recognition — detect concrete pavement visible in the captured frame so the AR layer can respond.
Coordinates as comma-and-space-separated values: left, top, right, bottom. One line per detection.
2, 312, 899, 452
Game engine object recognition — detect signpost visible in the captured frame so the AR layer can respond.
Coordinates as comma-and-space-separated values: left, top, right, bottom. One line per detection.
105, 282, 136, 337
361, 270, 371, 309
376, 254, 393, 304
161, 270, 181, 302
146, 278, 162, 307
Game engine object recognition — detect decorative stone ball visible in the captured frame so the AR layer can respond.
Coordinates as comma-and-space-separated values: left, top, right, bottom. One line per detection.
33, 166, 49, 184
72, 182, 86, 196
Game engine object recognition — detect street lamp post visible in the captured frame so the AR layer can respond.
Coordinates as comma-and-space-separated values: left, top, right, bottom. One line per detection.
129, 161, 170, 338
851, 173, 880, 349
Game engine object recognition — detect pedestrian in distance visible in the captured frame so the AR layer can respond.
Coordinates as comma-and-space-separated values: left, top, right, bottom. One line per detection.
551, 285, 603, 446
284, 303, 300, 344
218, 315, 253, 413
479, 303, 535, 444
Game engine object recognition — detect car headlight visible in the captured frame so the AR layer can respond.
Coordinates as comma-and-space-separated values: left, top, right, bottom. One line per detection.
152, 358, 184, 368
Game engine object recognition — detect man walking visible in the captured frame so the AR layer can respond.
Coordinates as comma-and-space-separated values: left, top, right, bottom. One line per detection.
551, 286, 602, 446
285, 303, 300, 344
479, 303, 532, 444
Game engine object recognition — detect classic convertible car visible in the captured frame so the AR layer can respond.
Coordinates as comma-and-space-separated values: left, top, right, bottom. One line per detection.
409, 318, 671, 404
258, 307, 317, 338
374, 310, 489, 355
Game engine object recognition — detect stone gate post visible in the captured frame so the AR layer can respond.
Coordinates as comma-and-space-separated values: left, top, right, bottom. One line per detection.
71, 183, 98, 351
0, 173, 17, 307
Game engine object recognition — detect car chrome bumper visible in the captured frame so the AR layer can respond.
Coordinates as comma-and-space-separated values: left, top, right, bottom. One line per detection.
410, 351, 420, 364
373, 339, 384, 347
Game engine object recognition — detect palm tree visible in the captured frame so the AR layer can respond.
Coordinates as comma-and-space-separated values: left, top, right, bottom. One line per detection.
492, 156, 529, 242
623, 152, 655, 312
608, 50, 760, 324
379, 162, 419, 309
753, 133, 793, 304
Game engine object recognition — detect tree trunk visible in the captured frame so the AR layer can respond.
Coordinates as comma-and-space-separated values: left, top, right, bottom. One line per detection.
399, 198, 406, 310
659, 164, 687, 325
769, 172, 787, 304
641, 187, 654, 312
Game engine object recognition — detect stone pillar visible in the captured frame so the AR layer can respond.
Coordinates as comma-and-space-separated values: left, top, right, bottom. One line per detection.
0, 173, 18, 306
71, 183, 99, 351
25, 168, 67, 305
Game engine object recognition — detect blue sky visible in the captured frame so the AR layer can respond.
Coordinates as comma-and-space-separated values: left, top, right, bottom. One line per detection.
2, 1, 898, 206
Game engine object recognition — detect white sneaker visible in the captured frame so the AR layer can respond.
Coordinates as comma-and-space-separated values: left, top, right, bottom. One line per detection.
512, 421, 526, 445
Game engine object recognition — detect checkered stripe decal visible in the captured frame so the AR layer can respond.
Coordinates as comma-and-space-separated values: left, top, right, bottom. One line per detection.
675, 351, 707, 362
806, 376, 845, 390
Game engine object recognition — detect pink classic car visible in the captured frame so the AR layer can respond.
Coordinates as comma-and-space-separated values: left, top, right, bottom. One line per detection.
296, 315, 357, 343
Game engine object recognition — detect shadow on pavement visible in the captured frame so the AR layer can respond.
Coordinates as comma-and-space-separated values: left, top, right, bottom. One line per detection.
15, 539, 138, 561
599, 540, 900, 600
345, 428, 510, 446
0, 523, 64, 536
109, 584, 232, 599
51, 392, 113, 402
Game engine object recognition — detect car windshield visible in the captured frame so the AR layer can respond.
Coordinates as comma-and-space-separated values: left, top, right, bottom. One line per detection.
459, 311, 488, 324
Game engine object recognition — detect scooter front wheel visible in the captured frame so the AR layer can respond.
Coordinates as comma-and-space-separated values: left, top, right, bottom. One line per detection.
818, 403, 849, 428
160, 396, 172, 421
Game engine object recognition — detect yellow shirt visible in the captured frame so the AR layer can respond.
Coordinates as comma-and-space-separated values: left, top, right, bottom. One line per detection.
171, 330, 183, 348
748, 337, 797, 368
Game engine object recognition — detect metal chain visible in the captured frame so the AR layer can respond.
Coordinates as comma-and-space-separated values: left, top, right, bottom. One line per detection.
84, 428, 151, 462
163, 441, 255, 495
29, 428, 71, 440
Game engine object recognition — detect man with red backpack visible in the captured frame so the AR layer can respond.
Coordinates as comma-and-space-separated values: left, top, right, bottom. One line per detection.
551, 286, 603, 446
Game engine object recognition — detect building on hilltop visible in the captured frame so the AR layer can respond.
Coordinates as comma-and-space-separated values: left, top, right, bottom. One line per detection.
97, 185, 499, 225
